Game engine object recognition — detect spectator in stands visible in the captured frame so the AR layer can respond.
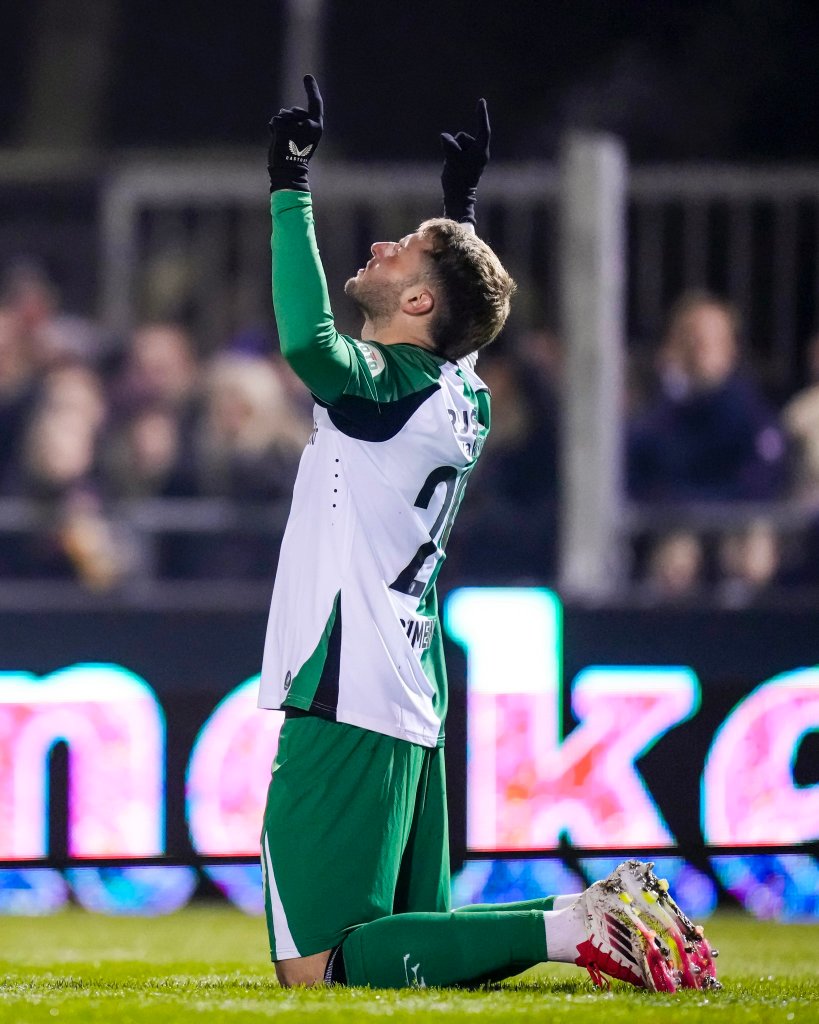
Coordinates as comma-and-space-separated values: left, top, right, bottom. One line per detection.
113, 322, 200, 425
0, 362, 132, 588
196, 353, 308, 500
2, 361, 106, 498
103, 400, 194, 499
641, 530, 705, 603
716, 519, 781, 606
782, 330, 819, 500
38, 360, 106, 435
162, 353, 309, 578
0, 310, 36, 482
628, 291, 787, 502
0, 259, 105, 368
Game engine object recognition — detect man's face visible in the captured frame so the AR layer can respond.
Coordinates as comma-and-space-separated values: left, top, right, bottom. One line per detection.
345, 231, 432, 325
671, 304, 737, 389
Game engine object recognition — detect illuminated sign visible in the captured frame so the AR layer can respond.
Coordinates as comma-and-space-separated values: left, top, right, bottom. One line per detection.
0, 590, 816, 918
703, 668, 819, 845
0, 665, 164, 859
187, 676, 283, 854
445, 588, 819, 853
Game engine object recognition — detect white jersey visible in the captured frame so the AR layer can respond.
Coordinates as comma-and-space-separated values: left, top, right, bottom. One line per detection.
258, 338, 490, 747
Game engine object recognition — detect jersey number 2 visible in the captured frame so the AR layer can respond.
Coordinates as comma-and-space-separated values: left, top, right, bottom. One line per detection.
390, 466, 467, 598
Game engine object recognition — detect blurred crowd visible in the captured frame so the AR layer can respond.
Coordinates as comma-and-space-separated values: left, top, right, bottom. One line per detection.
627, 291, 819, 604
2, 258, 819, 601
0, 260, 311, 587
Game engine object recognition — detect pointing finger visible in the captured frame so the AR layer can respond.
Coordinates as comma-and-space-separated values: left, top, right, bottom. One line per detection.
304, 74, 324, 121
474, 98, 490, 147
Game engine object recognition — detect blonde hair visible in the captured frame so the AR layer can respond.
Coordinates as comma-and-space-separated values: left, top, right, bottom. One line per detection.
202, 354, 307, 454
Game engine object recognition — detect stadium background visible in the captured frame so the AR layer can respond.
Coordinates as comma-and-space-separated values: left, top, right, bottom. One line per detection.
0, 0, 817, 924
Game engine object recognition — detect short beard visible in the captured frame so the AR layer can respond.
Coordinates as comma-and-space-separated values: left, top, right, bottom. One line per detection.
344, 275, 410, 328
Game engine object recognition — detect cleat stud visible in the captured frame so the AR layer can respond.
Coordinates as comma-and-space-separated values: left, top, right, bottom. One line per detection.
712, 949, 719, 957
695, 925, 704, 936
619, 892, 633, 904
658, 878, 669, 892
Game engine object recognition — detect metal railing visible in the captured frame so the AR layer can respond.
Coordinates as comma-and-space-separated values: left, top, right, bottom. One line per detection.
629, 164, 819, 387
99, 159, 819, 379
0, 497, 292, 607
99, 161, 560, 351
4, 156, 819, 599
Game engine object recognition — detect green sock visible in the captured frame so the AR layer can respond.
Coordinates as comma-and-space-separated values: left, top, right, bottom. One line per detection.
341, 910, 547, 989
455, 896, 557, 913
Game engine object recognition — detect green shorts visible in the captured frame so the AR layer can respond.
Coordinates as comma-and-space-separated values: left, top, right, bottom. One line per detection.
260, 714, 451, 961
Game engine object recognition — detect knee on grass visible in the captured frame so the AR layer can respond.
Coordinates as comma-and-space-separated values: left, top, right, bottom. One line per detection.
275, 950, 332, 988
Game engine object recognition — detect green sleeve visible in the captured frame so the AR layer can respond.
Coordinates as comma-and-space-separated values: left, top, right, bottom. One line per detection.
270, 190, 446, 411
270, 190, 354, 404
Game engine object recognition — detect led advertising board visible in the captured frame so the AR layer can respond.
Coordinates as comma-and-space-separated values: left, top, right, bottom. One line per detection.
0, 589, 816, 917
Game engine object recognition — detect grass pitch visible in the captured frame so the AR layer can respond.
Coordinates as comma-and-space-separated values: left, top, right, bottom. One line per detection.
0, 907, 816, 1023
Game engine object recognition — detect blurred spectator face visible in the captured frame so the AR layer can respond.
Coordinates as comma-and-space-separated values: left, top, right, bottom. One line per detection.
1, 261, 57, 334
126, 408, 180, 480
40, 363, 106, 433
203, 354, 306, 453
127, 324, 198, 406
668, 302, 738, 390
719, 520, 779, 588
647, 531, 703, 596
211, 384, 251, 442
23, 409, 95, 490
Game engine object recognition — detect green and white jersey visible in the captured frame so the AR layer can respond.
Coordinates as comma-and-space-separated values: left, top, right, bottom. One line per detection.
258, 191, 490, 748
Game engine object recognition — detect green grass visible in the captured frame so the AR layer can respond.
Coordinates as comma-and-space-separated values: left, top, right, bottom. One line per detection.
0, 907, 816, 1023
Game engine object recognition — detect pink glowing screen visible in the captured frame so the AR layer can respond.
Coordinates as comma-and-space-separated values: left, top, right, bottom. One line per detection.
186, 676, 283, 855
0, 665, 164, 858
703, 668, 819, 845
445, 588, 819, 852
0, 589, 817, 863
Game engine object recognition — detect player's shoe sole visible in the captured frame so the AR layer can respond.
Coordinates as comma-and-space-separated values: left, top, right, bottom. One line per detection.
607, 860, 721, 990
573, 879, 678, 992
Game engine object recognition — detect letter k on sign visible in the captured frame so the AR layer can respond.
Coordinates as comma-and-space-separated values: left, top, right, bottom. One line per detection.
445, 589, 699, 850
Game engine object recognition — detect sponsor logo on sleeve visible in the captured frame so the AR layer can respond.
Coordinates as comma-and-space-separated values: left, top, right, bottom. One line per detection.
354, 341, 386, 378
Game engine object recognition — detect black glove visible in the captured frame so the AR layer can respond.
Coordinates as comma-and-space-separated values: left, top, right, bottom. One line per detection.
440, 99, 490, 226
268, 74, 324, 193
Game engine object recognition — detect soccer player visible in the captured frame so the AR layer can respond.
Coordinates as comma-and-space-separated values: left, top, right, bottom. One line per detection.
258, 75, 719, 993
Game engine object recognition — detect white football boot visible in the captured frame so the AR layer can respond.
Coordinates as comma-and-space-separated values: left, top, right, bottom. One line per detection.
607, 861, 721, 990
571, 877, 678, 991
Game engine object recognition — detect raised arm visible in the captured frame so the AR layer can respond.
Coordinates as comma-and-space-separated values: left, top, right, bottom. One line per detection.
440, 99, 491, 231
267, 75, 353, 404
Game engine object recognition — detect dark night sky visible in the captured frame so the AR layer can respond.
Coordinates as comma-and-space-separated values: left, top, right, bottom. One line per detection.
2, 0, 819, 161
